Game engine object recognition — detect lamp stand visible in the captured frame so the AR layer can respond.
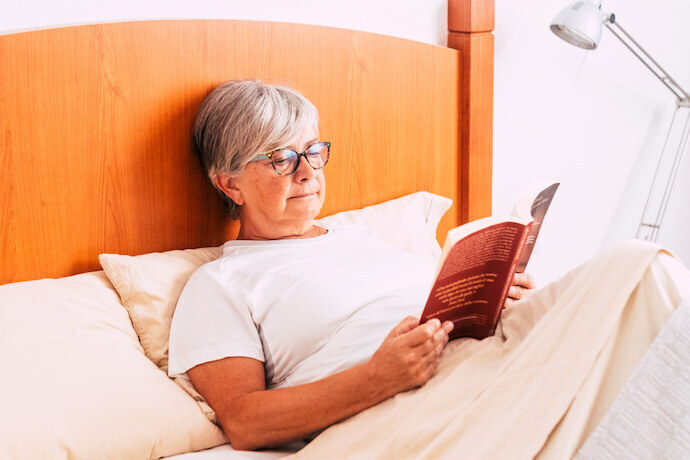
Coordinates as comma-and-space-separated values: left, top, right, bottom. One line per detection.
603, 17, 690, 242
636, 103, 690, 241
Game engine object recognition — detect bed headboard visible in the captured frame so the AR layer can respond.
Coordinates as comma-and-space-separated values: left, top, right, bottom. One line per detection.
0, 0, 494, 285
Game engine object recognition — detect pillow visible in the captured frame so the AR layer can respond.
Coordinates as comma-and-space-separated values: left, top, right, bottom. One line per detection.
99, 191, 452, 420
316, 191, 452, 266
99, 247, 222, 420
98, 247, 222, 372
0, 271, 226, 459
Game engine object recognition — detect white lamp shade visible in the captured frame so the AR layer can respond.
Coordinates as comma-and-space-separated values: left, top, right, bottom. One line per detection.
550, 1, 603, 50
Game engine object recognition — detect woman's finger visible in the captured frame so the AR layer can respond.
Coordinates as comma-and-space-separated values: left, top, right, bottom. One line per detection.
420, 326, 450, 359
385, 316, 420, 340
401, 319, 441, 347
512, 272, 536, 289
507, 285, 523, 301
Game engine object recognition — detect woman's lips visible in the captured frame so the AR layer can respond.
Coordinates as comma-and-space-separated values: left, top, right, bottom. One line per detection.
290, 192, 317, 199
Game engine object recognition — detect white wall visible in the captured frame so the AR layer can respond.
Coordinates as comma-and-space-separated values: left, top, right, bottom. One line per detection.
493, 0, 690, 284
3, 0, 688, 285
0, 0, 448, 45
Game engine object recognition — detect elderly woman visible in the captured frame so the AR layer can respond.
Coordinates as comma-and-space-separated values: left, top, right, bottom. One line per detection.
168, 80, 535, 451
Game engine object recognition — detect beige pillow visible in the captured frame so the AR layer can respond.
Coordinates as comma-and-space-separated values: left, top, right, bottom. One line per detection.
0, 271, 226, 459
99, 247, 222, 420
99, 191, 452, 420
98, 247, 222, 372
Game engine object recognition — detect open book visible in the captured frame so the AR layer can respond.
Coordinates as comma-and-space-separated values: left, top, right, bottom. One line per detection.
420, 181, 560, 340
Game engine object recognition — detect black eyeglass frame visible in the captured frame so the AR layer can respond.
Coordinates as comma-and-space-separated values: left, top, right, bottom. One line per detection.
249, 141, 331, 176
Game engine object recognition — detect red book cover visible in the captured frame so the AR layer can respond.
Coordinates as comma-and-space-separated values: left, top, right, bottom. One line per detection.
420, 180, 558, 340
421, 220, 531, 340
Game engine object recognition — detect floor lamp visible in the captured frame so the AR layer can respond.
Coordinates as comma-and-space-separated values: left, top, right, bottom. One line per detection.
550, 0, 690, 242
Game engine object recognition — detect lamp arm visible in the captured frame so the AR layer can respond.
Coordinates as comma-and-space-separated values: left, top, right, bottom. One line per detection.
605, 17, 690, 104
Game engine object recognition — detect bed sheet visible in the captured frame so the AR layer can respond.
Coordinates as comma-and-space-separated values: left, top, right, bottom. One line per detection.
290, 241, 689, 459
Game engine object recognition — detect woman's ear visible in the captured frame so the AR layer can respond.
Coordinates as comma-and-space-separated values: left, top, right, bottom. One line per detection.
214, 173, 244, 206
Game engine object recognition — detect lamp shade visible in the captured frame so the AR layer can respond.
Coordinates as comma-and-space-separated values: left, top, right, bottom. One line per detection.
550, 1, 603, 50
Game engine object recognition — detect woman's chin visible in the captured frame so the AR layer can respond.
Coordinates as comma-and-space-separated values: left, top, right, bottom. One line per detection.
287, 197, 323, 218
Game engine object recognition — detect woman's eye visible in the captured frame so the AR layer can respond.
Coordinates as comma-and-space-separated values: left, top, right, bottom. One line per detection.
272, 151, 294, 163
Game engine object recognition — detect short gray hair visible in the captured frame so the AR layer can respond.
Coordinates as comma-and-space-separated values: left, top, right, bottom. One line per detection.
193, 80, 319, 219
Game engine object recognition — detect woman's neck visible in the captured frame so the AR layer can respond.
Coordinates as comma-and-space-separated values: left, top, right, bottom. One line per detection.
237, 222, 327, 241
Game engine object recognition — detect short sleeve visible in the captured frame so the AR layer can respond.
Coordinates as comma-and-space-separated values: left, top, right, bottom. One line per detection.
168, 261, 264, 376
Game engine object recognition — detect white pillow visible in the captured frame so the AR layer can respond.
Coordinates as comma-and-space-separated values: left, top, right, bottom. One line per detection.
0, 271, 226, 459
316, 191, 451, 266
99, 191, 452, 420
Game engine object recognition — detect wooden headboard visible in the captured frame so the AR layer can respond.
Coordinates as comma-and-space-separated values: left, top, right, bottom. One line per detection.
0, 0, 494, 285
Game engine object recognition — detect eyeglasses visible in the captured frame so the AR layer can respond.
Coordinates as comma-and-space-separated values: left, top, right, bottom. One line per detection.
249, 141, 331, 176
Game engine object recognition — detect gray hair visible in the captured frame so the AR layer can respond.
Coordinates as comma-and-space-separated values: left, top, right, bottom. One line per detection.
193, 79, 319, 219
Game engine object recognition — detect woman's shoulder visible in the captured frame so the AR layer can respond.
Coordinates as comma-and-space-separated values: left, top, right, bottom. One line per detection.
182, 256, 229, 291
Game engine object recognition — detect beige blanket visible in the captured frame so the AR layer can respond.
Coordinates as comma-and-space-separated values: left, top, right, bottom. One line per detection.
290, 240, 690, 460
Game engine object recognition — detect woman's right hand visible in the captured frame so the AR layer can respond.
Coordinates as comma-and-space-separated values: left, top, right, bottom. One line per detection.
365, 316, 454, 397
188, 316, 453, 450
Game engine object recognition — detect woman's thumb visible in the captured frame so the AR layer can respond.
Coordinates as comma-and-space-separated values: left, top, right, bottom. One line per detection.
387, 316, 419, 339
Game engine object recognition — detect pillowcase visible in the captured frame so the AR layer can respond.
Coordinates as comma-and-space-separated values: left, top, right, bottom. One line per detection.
99, 191, 452, 420
0, 271, 226, 459
99, 247, 222, 420
98, 247, 222, 372
317, 191, 451, 266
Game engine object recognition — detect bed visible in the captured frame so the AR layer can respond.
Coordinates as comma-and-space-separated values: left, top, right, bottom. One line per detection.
2, 0, 689, 459
0, 0, 493, 457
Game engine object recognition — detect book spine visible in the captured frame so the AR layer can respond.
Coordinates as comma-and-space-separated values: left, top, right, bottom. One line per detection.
489, 223, 531, 335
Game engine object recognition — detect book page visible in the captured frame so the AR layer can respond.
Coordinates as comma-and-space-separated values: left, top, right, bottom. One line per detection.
513, 182, 559, 272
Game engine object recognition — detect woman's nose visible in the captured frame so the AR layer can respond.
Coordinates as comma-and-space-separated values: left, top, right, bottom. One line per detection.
294, 155, 315, 182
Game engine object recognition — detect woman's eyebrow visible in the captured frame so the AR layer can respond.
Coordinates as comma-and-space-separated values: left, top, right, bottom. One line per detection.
284, 138, 320, 151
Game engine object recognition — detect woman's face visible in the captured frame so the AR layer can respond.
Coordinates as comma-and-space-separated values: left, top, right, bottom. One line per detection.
217, 126, 326, 240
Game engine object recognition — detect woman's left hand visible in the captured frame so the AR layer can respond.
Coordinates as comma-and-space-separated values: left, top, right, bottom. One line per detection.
504, 272, 536, 307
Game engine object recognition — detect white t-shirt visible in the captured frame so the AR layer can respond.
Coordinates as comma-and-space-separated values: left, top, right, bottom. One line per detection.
168, 225, 435, 389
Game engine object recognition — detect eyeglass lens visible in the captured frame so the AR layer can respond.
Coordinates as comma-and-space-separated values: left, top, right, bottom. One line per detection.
271, 142, 330, 175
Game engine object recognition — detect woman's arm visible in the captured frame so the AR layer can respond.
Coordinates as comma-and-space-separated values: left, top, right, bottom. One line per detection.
187, 316, 453, 451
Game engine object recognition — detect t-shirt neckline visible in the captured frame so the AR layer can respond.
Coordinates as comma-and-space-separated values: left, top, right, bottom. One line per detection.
223, 226, 334, 252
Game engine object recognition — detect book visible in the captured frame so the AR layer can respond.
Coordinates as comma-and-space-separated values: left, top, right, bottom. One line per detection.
420, 181, 560, 340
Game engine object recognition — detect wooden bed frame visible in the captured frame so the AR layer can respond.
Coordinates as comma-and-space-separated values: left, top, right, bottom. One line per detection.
0, 0, 494, 285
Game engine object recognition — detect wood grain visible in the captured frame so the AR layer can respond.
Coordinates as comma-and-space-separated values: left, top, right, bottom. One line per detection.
448, 0, 495, 223
449, 0, 495, 33
448, 31, 494, 224
0, 19, 477, 284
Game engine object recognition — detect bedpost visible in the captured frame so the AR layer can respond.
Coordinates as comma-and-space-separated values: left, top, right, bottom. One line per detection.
448, 0, 494, 224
